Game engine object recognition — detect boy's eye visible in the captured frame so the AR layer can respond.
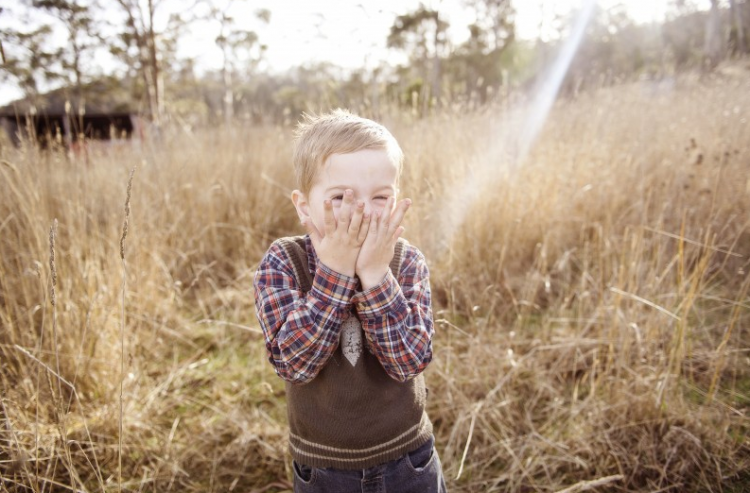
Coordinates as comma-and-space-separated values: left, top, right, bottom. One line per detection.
331, 195, 343, 201
375, 196, 389, 201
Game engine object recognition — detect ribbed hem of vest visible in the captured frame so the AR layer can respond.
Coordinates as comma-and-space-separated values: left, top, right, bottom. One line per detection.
288, 413, 433, 470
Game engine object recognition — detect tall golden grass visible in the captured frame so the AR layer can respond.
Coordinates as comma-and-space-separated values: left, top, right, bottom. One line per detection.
1, 71, 749, 492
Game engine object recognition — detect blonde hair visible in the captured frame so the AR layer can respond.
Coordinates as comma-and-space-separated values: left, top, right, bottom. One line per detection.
293, 109, 404, 195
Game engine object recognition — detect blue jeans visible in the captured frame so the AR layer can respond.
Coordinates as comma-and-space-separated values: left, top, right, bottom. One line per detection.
292, 436, 447, 493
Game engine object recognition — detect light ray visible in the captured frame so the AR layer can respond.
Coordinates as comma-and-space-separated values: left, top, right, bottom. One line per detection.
436, 0, 598, 256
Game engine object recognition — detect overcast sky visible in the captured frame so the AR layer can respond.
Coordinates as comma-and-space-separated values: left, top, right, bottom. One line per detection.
0, 0, 710, 105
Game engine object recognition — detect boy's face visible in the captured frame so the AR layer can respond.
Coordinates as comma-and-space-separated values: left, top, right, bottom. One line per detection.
292, 148, 398, 235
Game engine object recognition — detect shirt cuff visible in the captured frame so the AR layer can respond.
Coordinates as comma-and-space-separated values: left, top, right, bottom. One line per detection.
352, 271, 402, 319
311, 262, 358, 309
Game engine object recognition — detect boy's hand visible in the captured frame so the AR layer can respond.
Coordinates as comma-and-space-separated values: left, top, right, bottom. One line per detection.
303, 189, 371, 278
356, 197, 411, 290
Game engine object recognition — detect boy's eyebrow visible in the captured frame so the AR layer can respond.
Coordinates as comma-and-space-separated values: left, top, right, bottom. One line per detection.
324, 185, 396, 193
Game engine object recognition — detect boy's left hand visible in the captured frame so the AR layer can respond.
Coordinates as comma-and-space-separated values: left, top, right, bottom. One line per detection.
356, 197, 412, 291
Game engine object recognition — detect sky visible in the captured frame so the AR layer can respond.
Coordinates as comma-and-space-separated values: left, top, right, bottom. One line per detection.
0, 0, 711, 106
176, 0, 709, 72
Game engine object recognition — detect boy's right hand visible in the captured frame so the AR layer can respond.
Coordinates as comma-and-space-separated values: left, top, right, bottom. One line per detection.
302, 189, 370, 278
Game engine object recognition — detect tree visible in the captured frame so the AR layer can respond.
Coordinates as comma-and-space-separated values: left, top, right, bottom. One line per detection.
31, 0, 100, 111
704, 0, 724, 69
663, 2, 707, 68
463, 0, 514, 52
111, 0, 188, 122
567, 3, 641, 83
450, 0, 515, 102
728, 0, 747, 54
388, 5, 449, 109
1, 24, 61, 109
208, 1, 269, 124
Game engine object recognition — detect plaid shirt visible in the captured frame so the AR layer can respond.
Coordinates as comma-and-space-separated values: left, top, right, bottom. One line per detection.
253, 235, 434, 384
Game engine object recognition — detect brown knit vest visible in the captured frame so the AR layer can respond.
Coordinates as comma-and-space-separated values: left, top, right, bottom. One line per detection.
277, 236, 433, 470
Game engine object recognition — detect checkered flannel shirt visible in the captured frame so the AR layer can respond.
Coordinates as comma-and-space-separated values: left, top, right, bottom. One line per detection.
253, 235, 434, 384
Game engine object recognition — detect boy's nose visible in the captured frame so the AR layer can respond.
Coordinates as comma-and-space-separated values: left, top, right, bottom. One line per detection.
362, 201, 385, 216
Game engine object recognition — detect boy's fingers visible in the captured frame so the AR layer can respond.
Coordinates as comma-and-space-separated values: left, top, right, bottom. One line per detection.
381, 196, 395, 224
371, 197, 392, 237
371, 211, 382, 234
387, 199, 411, 234
357, 212, 371, 243
349, 201, 365, 236
323, 200, 336, 235
338, 190, 354, 227
392, 226, 405, 241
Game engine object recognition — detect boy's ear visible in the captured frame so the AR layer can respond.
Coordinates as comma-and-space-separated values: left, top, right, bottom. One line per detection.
291, 190, 310, 223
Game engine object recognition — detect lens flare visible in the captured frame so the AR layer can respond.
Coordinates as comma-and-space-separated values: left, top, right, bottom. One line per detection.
516, 0, 598, 165
435, 0, 598, 255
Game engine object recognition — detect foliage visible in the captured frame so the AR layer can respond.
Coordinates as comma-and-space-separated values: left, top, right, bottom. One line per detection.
2, 1, 750, 122
387, 4, 450, 107
1, 22, 61, 106
31, 0, 100, 105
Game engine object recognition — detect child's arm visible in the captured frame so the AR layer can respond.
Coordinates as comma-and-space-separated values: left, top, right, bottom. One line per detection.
352, 197, 433, 382
254, 241, 358, 383
352, 246, 434, 383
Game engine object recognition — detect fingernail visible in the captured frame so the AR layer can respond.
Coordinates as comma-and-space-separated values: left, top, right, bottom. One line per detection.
358, 201, 364, 208
405, 199, 412, 206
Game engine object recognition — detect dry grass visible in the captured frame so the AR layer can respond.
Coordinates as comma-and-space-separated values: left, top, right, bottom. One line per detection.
1, 71, 749, 492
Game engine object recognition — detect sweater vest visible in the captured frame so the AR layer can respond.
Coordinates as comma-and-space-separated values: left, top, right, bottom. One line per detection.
277, 235, 433, 470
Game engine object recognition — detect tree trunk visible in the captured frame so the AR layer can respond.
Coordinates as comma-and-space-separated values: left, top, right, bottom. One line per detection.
370, 69, 380, 116
431, 13, 442, 106
69, 27, 84, 114
729, 0, 747, 54
147, 0, 161, 122
117, 0, 159, 122
704, 0, 723, 69
222, 46, 234, 125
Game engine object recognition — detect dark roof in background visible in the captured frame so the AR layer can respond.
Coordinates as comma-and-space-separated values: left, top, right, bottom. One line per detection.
0, 78, 142, 117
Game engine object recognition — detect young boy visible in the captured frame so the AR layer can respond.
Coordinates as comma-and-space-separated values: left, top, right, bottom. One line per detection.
253, 109, 446, 492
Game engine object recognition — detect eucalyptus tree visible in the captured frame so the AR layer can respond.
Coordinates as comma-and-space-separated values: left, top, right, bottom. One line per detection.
704, 0, 724, 68
451, 0, 515, 102
728, 0, 747, 54
109, 0, 194, 121
207, 0, 270, 124
1, 18, 61, 109
31, 0, 100, 110
387, 4, 449, 109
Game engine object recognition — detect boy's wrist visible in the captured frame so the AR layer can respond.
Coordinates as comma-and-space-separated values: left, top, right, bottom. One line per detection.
353, 273, 400, 319
318, 258, 356, 278
327, 265, 356, 278
313, 263, 358, 307
358, 267, 388, 291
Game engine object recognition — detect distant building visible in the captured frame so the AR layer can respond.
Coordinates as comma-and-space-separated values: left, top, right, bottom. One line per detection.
0, 111, 143, 149
0, 78, 146, 150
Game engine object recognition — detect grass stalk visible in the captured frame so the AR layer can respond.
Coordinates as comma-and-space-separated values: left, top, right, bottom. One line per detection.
119, 166, 135, 493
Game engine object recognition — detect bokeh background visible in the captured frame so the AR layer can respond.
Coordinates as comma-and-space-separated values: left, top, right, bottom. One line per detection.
1, 1, 749, 491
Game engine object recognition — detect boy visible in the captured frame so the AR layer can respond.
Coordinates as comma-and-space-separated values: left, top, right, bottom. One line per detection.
253, 109, 446, 492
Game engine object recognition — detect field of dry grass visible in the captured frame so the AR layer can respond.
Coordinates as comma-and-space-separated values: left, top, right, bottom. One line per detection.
1, 70, 749, 492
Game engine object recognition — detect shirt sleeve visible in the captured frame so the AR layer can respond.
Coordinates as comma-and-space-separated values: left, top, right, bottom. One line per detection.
351, 245, 434, 382
253, 240, 358, 383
